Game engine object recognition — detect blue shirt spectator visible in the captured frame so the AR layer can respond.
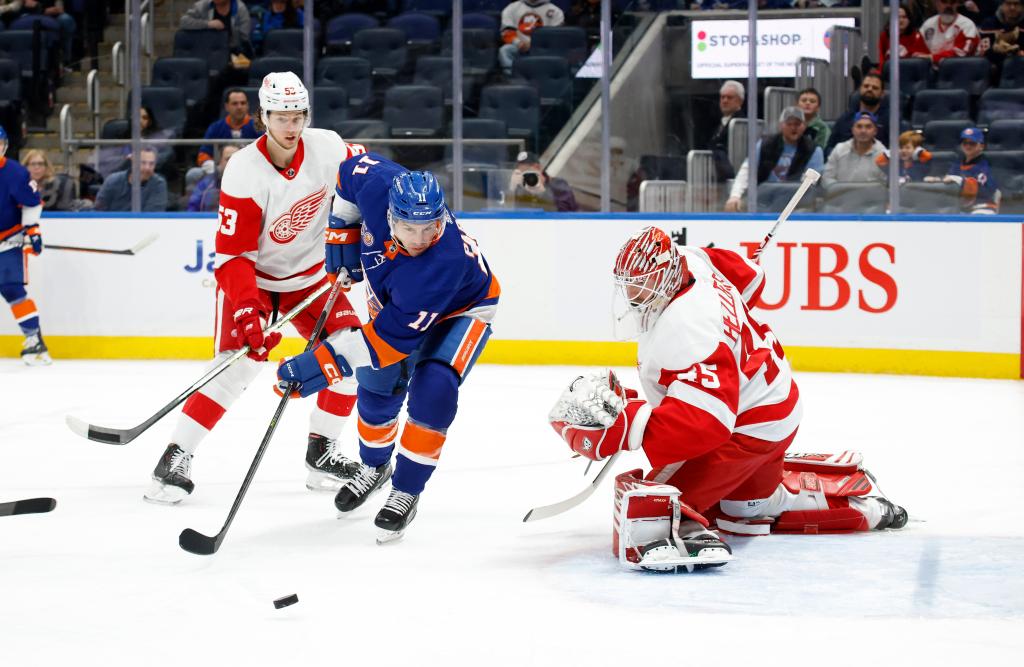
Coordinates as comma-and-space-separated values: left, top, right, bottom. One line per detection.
196, 88, 260, 168
95, 148, 168, 212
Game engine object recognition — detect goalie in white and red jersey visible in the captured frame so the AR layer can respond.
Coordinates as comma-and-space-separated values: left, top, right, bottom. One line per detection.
144, 72, 367, 505
549, 227, 908, 573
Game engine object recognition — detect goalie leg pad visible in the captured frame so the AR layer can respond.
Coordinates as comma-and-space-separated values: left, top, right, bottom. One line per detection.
773, 507, 870, 534
783, 451, 863, 475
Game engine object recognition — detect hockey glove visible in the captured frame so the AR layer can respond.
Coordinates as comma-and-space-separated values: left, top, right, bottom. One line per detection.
548, 370, 648, 462
23, 225, 42, 256
276, 341, 354, 398
233, 301, 282, 362
325, 214, 363, 284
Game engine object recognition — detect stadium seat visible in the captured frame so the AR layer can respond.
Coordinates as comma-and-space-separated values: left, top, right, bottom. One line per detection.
173, 29, 230, 76
821, 183, 888, 214
882, 59, 933, 98
316, 57, 374, 112
0, 58, 20, 101
998, 56, 1024, 88
479, 84, 540, 144
528, 27, 589, 68
985, 119, 1024, 150
933, 56, 991, 97
248, 57, 304, 85
139, 87, 187, 136
441, 28, 496, 77
414, 56, 455, 104
313, 86, 349, 129
986, 150, 1024, 213
402, 0, 451, 17
262, 29, 306, 59
387, 12, 442, 49
910, 89, 970, 129
922, 119, 971, 151
325, 14, 379, 52
464, 0, 506, 10
101, 118, 129, 139
898, 182, 961, 214
462, 12, 499, 35
8, 16, 58, 51
513, 56, 572, 109
151, 57, 209, 109
977, 89, 1024, 126
352, 28, 409, 78
446, 118, 509, 167
336, 118, 391, 139
0, 59, 22, 153
384, 85, 444, 137
0, 31, 47, 78
927, 150, 959, 177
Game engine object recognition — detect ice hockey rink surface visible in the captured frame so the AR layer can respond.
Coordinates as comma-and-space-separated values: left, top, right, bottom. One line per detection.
1, 360, 1022, 666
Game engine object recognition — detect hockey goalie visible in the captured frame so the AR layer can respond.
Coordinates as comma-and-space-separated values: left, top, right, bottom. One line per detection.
548, 227, 908, 573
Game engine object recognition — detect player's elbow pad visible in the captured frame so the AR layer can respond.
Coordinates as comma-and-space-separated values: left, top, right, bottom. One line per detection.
21, 204, 42, 229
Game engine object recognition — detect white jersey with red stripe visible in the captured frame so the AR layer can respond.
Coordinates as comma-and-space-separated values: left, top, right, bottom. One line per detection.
214, 128, 366, 294
634, 246, 801, 468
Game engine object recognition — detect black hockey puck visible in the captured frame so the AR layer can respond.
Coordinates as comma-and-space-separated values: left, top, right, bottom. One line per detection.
273, 594, 299, 609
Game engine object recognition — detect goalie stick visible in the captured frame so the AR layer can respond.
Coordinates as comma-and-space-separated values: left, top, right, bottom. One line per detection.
65, 280, 332, 445
0, 497, 56, 516
1, 233, 160, 256
179, 276, 347, 556
523, 452, 621, 522
751, 168, 820, 262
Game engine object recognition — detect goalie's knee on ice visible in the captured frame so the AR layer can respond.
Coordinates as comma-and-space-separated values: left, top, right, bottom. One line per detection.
406, 361, 459, 428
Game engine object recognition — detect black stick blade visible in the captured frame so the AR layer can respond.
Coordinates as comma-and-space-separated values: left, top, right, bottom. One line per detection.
0, 497, 57, 516
179, 528, 220, 555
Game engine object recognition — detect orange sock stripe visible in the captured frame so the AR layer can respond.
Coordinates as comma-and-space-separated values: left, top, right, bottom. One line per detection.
452, 319, 488, 377
11, 299, 37, 322
399, 421, 446, 460
358, 417, 399, 445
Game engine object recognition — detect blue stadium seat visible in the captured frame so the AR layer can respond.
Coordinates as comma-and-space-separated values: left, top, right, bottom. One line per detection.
910, 89, 970, 129
383, 85, 444, 137
248, 56, 304, 85
998, 56, 1024, 88
479, 84, 540, 144
927, 150, 959, 177
151, 57, 209, 109
513, 56, 572, 108
446, 118, 509, 167
922, 119, 971, 151
402, 0, 451, 17
528, 27, 589, 68
387, 12, 442, 49
977, 89, 1024, 126
262, 29, 306, 59
934, 56, 991, 97
462, 12, 499, 35
352, 28, 408, 78
326, 14, 379, 52
464, 0, 505, 10
442, 28, 496, 77
313, 86, 349, 129
173, 29, 230, 76
985, 119, 1024, 150
8, 15, 59, 51
0, 58, 21, 101
0, 31, 48, 78
101, 118, 129, 139
316, 57, 373, 111
414, 56, 454, 104
139, 87, 187, 136
0, 59, 22, 153
336, 119, 391, 140
986, 150, 1024, 213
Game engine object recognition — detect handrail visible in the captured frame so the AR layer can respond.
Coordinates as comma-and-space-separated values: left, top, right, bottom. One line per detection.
86, 69, 100, 137
112, 41, 125, 113
59, 104, 74, 172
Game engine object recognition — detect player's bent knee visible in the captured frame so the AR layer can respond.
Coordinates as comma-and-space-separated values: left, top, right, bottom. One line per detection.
0, 282, 27, 304
407, 361, 459, 428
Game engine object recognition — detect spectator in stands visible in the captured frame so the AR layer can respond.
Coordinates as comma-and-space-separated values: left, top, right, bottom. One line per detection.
95, 148, 168, 212
979, 0, 1023, 64
897, 130, 933, 182
509, 150, 578, 212
921, 0, 981, 64
878, 3, 932, 67
797, 88, 830, 151
98, 106, 175, 178
21, 150, 77, 211
826, 72, 897, 156
0, 1, 76, 69
821, 111, 889, 189
187, 88, 260, 187
724, 107, 825, 213
926, 126, 1000, 212
499, 1, 565, 78
180, 0, 253, 60
709, 79, 746, 181
251, 0, 303, 53
188, 145, 238, 212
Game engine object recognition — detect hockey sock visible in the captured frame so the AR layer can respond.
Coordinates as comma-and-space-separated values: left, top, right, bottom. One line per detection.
391, 362, 460, 495
309, 377, 357, 440
1, 283, 39, 335
170, 354, 263, 452
355, 387, 405, 467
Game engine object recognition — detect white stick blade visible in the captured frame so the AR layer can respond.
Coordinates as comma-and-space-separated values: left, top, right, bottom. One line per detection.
130, 234, 159, 255
65, 415, 90, 439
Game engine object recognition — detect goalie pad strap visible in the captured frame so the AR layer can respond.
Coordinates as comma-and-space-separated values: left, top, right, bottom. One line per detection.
781, 469, 874, 498
773, 507, 870, 534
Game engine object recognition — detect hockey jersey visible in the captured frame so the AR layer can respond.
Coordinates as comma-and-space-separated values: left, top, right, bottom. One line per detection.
632, 247, 801, 469
214, 128, 365, 308
921, 14, 980, 63
333, 153, 500, 369
948, 154, 1000, 212
501, 1, 564, 43
0, 156, 41, 249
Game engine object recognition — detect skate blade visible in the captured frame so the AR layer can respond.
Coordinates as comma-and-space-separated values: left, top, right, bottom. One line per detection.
143, 480, 189, 505
21, 352, 52, 367
305, 470, 344, 492
376, 527, 407, 545
638, 549, 733, 573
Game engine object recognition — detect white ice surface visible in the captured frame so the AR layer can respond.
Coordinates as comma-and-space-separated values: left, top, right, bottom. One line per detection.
1, 361, 1023, 666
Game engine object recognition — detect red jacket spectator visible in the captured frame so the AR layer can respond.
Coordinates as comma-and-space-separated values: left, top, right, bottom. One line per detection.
921, 0, 980, 64
878, 4, 932, 66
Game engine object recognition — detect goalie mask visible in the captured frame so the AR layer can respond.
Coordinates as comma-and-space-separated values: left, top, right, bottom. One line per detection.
612, 227, 687, 338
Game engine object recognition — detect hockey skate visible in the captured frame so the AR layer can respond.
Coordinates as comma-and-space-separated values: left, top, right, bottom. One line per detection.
20, 332, 52, 366
637, 527, 734, 574
305, 434, 361, 492
144, 444, 195, 505
334, 461, 392, 514
375, 488, 419, 545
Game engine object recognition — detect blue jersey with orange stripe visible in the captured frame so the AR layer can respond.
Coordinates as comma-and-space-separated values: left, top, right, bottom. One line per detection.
335, 153, 500, 369
947, 154, 999, 211
0, 157, 41, 245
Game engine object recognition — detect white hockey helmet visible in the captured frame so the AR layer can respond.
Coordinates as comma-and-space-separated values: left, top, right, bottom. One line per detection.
259, 71, 309, 114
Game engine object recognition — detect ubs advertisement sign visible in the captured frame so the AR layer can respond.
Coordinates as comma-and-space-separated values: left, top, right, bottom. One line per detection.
690, 18, 857, 79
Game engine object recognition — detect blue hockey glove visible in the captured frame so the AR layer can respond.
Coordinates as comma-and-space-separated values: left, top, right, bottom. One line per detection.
325, 214, 363, 284
24, 226, 42, 255
276, 341, 354, 398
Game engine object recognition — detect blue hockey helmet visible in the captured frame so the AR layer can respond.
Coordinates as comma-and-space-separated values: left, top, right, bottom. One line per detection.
387, 171, 447, 248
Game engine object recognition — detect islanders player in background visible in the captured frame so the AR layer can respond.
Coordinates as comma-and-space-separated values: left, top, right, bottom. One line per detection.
277, 155, 500, 543
145, 73, 367, 504
0, 125, 49, 366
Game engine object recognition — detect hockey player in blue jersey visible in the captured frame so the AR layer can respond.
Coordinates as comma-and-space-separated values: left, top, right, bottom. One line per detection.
277, 154, 500, 543
0, 126, 49, 365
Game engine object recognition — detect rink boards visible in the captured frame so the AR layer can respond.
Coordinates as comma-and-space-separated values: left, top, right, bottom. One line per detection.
1, 212, 1021, 379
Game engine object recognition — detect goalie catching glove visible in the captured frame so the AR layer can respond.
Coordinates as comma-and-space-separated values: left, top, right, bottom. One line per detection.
548, 370, 650, 461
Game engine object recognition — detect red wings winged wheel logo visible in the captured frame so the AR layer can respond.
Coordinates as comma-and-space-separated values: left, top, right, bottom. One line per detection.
269, 185, 328, 244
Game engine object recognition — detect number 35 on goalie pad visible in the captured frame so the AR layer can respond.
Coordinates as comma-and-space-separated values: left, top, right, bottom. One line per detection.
614, 469, 733, 573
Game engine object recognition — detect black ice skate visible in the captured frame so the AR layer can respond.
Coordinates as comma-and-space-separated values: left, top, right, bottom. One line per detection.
20, 332, 52, 366
874, 497, 909, 530
374, 488, 419, 545
334, 461, 392, 513
144, 444, 195, 505
637, 529, 734, 573
305, 433, 361, 492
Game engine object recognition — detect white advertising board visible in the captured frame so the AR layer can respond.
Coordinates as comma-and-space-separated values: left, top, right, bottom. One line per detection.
690, 18, 857, 79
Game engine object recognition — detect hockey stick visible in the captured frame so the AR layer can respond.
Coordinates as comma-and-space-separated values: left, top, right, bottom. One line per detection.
5, 233, 161, 256
179, 277, 348, 556
751, 168, 820, 262
522, 452, 621, 522
65, 280, 332, 445
0, 497, 56, 516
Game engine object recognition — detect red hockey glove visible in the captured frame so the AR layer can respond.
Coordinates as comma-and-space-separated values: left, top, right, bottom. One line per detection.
233, 301, 282, 361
